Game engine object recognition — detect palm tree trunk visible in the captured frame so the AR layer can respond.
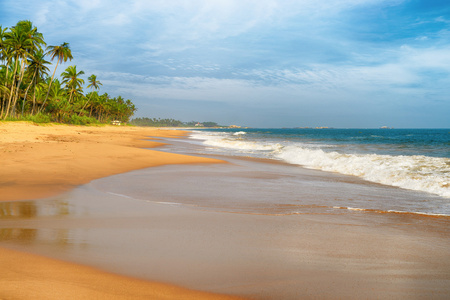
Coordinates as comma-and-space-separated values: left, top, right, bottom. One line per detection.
11, 58, 27, 117
79, 93, 93, 116
3, 58, 19, 119
68, 90, 73, 104
0, 86, 7, 118
22, 69, 37, 116
31, 90, 37, 115
0, 64, 11, 119
39, 60, 59, 114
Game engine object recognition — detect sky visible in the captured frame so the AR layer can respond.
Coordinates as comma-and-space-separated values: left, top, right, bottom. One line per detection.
1, 0, 449, 128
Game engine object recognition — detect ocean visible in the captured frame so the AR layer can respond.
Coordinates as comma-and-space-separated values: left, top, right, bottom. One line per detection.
185, 128, 450, 216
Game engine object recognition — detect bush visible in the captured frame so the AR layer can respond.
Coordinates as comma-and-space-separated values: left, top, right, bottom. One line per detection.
3, 113, 52, 124
26, 113, 52, 123
69, 115, 99, 125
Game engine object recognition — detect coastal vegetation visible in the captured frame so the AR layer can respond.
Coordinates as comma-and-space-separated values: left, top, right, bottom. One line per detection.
0, 20, 136, 125
130, 117, 221, 127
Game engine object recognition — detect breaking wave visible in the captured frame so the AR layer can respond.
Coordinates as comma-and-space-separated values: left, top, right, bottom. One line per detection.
190, 130, 450, 198
276, 146, 450, 198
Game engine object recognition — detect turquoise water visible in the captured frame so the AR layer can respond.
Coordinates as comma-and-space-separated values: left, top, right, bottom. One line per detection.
194, 128, 450, 157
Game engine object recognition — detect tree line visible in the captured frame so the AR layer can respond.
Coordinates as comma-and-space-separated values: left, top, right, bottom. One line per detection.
130, 117, 220, 127
0, 20, 136, 124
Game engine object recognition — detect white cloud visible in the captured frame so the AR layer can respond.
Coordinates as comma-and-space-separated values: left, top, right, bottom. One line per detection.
93, 39, 450, 106
241, 42, 450, 91
435, 16, 450, 24
21, 0, 403, 42
102, 74, 267, 101
401, 46, 450, 71
74, 0, 102, 12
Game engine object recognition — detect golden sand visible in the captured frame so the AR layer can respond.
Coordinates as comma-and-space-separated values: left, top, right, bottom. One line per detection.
0, 121, 239, 300
0, 122, 224, 201
0, 247, 242, 300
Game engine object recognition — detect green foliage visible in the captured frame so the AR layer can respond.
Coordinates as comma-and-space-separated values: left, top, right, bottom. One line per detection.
68, 114, 99, 125
130, 117, 222, 127
25, 112, 52, 123
4, 113, 51, 123
202, 121, 219, 127
130, 117, 184, 127
0, 20, 137, 125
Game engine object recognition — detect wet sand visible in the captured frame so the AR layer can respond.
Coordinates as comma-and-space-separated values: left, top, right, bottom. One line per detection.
1, 122, 449, 299
0, 246, 242, 300
1, 170, 449, 299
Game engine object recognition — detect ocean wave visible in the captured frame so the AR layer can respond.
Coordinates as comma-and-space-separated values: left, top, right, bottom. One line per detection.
233, 131, 247, 136
190, 131, 282, 152
332, 206, 449, 217
276, 145, 450, 198
190, 130, 450, 198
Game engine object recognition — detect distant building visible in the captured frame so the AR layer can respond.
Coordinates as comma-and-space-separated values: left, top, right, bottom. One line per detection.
228, 125, 241, 128
111, 120, 121, 126
195, 122, 204, 127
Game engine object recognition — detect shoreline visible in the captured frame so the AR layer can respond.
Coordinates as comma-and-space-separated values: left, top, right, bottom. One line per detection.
1, 122, 449, 299
0, 121, 224, 201
0, 121, 240, 300
2, 171, 449, 299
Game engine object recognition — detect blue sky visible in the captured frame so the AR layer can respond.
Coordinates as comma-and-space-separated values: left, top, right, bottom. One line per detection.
1, 0, 449, 128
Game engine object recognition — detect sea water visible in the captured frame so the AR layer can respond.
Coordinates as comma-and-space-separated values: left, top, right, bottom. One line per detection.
188, 128, 450, 215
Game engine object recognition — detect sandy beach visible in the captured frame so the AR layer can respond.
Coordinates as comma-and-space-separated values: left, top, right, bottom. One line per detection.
0, 121, 236, 299
0, 122, 223, 201
1, 122, 449, 299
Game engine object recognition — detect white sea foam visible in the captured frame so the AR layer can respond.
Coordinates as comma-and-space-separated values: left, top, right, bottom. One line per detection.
233, 131, 247, 135
276, 145, 450, 198
107, 192, 134, 199
190, 131, 282, 152
156, 201, 183, 206
333, 206, 448, 217
190, 131, 450, 198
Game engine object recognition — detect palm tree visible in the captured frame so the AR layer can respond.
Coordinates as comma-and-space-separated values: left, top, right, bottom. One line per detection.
0, 75, 10, 116
125, 99, 137, 122
87, 74, 102, 91
41, 42, 73, 112
23, 49, 49, 115
1, 21, 45, 118
79, 74, 101, 115
18, 21, 46, 116
39, 78, 66, 120
2, 22, 32, 118
86, 91, 99, 117
92, 92, 109, 121
61, 65, 84, 103
0, 25, 8, 64
1, 21, 137, 124
0, 25, 10, 117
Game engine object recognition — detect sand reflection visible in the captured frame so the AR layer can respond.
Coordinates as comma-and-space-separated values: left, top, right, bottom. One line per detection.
0, 199, 71, 218
0, 228, 37, 242
0, 198, 85, 248
0, 201, 38, 218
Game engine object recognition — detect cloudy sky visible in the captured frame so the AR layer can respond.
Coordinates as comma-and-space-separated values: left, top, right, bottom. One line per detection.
1, 0, 449, 128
